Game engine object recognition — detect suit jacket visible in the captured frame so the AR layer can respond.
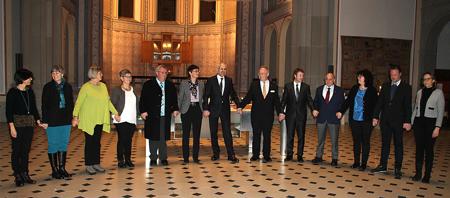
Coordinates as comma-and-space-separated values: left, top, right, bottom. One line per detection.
203, 75, 240, 118
178, 79, 204, 114
139, 77, 179, 140
411, 88, 445, 127
239, 80, 282, 124
339, 85, 378, 122
110, 86, 139, 116
313, 85, 345, 124
41, 80, 74, 126
281, 81, 314, 121
373, 80, 412, 124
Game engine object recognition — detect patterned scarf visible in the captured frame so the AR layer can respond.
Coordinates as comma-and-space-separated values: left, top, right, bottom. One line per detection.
56, 79, 66, 109
188, 80, 199, 99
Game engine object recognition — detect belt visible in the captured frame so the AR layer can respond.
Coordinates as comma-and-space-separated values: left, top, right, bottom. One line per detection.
190, 102, 200, 106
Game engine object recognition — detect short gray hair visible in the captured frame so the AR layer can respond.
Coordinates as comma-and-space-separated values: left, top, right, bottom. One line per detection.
155, 65, 167, 72
88, 65, 102, 79
119, 69, 131, 77
51, 65, 65, 74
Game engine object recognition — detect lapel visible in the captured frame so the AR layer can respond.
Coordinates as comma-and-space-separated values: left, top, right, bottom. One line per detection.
293, 82, 303, 103
388, 81, 401, 101
215, 76, 224, 96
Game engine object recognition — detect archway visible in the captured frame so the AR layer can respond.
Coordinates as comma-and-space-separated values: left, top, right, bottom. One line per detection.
278, 18, 292, 86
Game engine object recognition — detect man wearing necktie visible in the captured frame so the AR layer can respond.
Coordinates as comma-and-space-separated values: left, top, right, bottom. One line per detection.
238, 66, 283, 163
280, 68, 314, 162
312, 73, 345, 166
371, 65, 412, 179
139, 65, 179, 166
203, 63, 240, 163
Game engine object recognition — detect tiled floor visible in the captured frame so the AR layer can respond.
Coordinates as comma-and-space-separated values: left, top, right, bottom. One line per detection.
0, 123, 449, 198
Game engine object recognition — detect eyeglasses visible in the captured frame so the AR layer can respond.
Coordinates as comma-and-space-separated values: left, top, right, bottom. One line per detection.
122, 75, 132, 79
423, 77, 432, 81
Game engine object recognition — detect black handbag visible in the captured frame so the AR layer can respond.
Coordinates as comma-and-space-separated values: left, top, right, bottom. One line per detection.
13, 114, 36, 127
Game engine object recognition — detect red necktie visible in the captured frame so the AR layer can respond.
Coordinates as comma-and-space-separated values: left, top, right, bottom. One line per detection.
325, 87, 330, 103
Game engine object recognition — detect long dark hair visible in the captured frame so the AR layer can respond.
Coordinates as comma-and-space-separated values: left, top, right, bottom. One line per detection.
356, 69, 373, 87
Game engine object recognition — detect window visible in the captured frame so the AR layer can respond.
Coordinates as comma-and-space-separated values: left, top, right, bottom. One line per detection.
200, 0, 215, 22
118, 0, 133, 18
158, 0, 176, 21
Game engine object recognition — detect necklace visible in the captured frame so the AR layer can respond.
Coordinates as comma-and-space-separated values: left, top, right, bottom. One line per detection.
19, 89, 30, 114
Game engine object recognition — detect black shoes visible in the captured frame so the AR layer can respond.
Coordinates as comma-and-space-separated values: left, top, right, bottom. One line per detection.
211, 155, 220, 161
421, 176, 430, 183
358, 164, 367, 171
331, 159, 338, 167
262, 157, 272, 163
193, 159, 201, 164
57, 151, 71, 178
228, 156, 239, 164
285, 155, 293, 161
351, 162, 360, 169
21, 172, 36, 184
150, 160, 157, 166
394, 168, 402, 179
14, 173, 24, 187
250, 156, 259, 161
118, 161, 126, 168
125, 160, 135, 168
371, 165, 387, 173
48, 153, 62, 179
412, 174, 422, 181
297, 157, 304, 163
161, 160, 169, 166
311, 157, 323, 164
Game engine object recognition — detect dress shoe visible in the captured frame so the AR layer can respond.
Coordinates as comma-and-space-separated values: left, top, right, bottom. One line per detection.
21, 172, 36, 184
262, 157, 272, 163
297, 156, 304, 163
211, 155, 220, 161
118, 161, 126, 168
92, 164, 105, 173
311, 157, 323, 164
421, 176, 430, 183
250, 156, 259, 161
412, 174, 422, 181
14, 173, 25, 187
285, 155, 293, 161
351, 162, 360, 169
394, 168, 403, 179
331, 159, 338, 167
358, 164, 367, 171
183, 159, 189, 164
193, 159, 201, 164
228, 156, 239, 164
125, 160, 135, 168
161, 160, 169, 166
371, 165, 387, 173
86, 166, 96, 175
150, 160, 157, 166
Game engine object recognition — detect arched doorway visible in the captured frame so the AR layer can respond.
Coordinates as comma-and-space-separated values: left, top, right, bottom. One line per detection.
279, 18, 292, 86
264, 26, 278, 82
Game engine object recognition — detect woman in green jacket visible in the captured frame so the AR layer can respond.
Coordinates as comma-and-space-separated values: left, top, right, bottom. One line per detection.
72, 66, 120, 175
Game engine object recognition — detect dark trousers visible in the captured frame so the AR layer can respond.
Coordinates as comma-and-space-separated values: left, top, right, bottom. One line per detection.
349, 120, 373, 165
115, 122, 136, 162
380, 120, 404, 169
251, 118, 273, 158
149, 117, 168, 161
11, 127, 34, 174
413, 117, 437, 177
209, 110, 235, 157
181, 105, 202, 160
84, 125, 103, 165
286, 116, 307, 158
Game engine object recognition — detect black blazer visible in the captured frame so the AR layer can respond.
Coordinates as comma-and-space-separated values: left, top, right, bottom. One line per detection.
313, 85, 345, 124
41, 81, 74, 126
239, 80, 282, 123
281, 82, 314, 120
340, 85, 377, 122
139, 78, 179, 140
373, 81, 412, 124
203, 75, 240, 118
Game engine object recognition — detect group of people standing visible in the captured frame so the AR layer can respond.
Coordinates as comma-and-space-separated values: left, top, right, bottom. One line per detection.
5, 63, 444, 188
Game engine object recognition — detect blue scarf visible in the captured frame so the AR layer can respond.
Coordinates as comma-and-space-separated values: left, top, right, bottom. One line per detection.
55, 80, 66, 109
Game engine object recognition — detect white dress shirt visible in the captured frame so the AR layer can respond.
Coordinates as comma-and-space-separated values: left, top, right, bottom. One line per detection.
260, 80, 269, 96
113, 87, 137, 124
293, 81, 302, 98
322, 84, 335, 100
217, 75, 225, 95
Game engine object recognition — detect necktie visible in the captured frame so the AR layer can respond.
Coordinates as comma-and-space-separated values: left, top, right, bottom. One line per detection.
220, 77, 224, 96
160, 82, 165, 116
390, 83, 398, 100
295, 84, 300, 101
262, 81, 267, 99
325, 87, 330, 104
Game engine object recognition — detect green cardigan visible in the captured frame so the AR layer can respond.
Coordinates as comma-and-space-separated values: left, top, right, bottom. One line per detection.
73, 82, 118, 135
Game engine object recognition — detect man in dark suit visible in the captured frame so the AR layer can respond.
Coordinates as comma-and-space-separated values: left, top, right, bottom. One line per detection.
371, 65, 412, 179
238, 66, 283, 163
312, 72, 345, 166
280, 68, 314, 162
203, 63, 240, 163
140, 65, 179, 166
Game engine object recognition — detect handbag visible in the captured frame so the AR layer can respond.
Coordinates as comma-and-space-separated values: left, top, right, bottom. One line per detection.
13, 114, 36, 127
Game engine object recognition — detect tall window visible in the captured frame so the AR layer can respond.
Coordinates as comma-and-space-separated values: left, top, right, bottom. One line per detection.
200, 0, 216, 22
158, 0, 176, 21
118, 0, 133, 18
